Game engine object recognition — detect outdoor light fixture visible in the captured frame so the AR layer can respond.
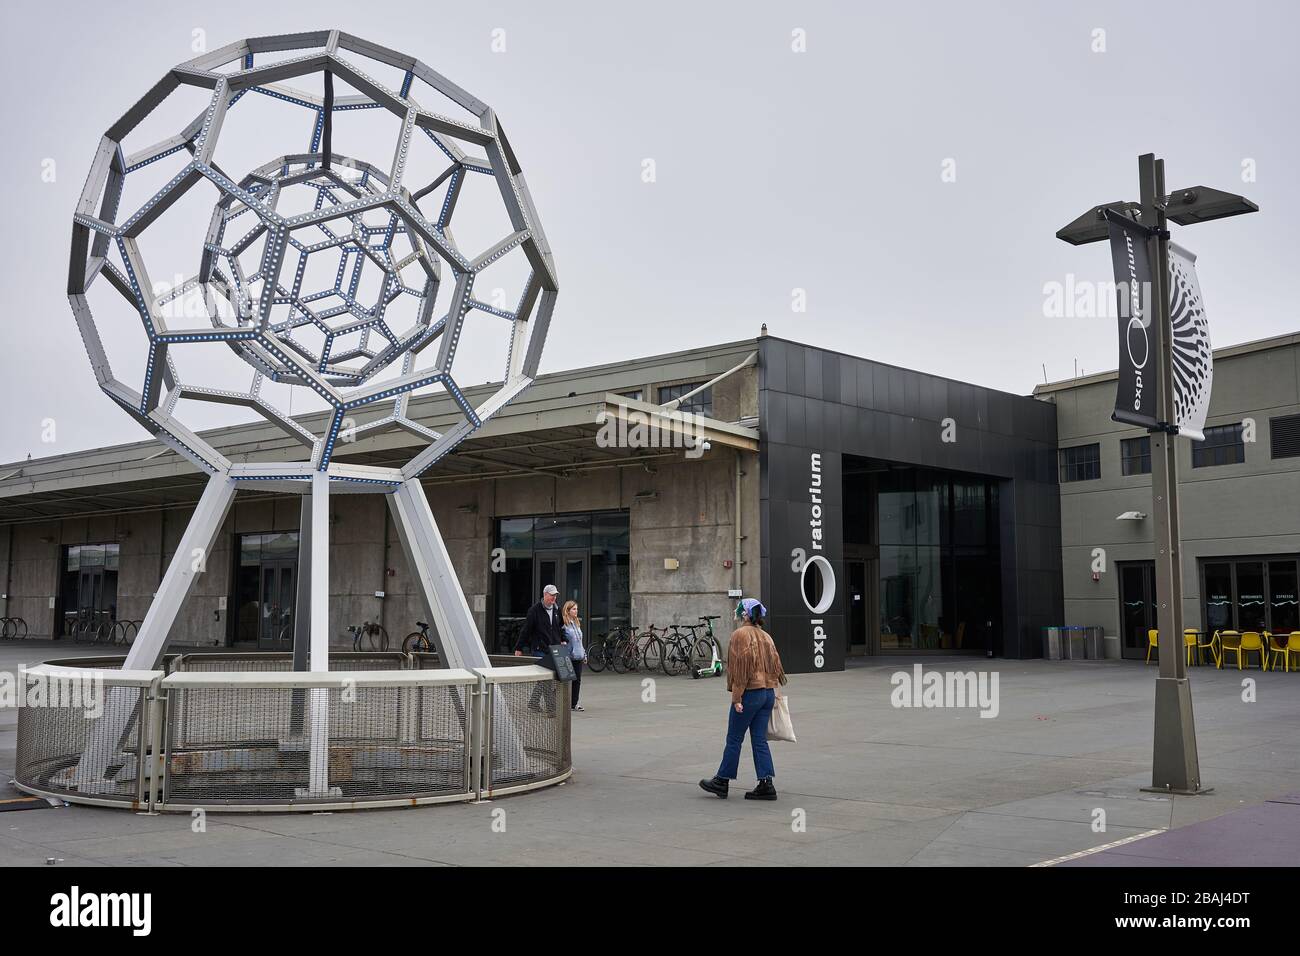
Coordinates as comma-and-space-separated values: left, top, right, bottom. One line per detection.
1057, 152, 1258, 797
1054, 201, 1142, 245
633, 490, 658, 501
1161, 186, 1259, 225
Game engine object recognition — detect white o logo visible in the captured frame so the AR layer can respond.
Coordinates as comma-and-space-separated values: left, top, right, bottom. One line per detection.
800, 554, 836, 615
1126, 315, 1149, 370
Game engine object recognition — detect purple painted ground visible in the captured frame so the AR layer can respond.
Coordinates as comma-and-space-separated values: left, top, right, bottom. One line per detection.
1063, 797, 1300, 867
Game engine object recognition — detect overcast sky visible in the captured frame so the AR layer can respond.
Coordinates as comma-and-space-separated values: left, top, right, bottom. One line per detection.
1, 0, 1295, 464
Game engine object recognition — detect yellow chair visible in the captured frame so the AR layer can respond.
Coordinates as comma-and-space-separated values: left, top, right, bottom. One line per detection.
1194, 629, 1220, 668
1185, 629, 1211, 665
1224, 631, 1265, 670
1216, 631, 1241, 669
1267, 632, 1300, 673
1146, 628, 1159, 663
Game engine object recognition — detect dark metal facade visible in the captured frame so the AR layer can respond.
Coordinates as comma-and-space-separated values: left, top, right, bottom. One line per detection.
758, 337, 1063, 671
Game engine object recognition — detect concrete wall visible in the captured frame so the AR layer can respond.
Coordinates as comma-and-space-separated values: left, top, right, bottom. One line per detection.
0, 452, 758, 653
0, 343, 762, 651
1043, 337, 1300, 642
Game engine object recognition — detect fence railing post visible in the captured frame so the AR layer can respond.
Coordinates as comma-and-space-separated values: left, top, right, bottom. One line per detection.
146, 680, 165, 812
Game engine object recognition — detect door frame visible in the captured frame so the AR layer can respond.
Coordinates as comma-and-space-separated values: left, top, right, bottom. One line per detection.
1116, 559, 1157, 661
229, 530, 301, 648
533, 550, 588, 613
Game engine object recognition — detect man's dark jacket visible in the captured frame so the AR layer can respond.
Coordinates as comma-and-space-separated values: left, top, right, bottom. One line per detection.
516, 600, 567, 655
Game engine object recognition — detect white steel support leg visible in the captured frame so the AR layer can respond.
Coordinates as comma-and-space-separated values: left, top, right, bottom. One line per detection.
301, 472, 337, 798
67, 473, 236, 791
126, 474, 237, 670
387, 479, 528, 778
387, 478, 488, 669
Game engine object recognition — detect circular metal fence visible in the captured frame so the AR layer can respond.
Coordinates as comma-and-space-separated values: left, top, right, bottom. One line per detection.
14, 653, 570, 812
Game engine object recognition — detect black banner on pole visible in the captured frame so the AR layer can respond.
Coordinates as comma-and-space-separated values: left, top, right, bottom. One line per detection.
1104, 209, 1158, 429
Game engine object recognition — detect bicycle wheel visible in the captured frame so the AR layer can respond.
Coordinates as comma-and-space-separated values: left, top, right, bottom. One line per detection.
402, 631, 429, 654
642, 636, 666, 672
663, 639, 689, 676
628, 635, 648, 672
691, 638, 716, 668
374, 625, 390, 652
124, 620, 138, 646
611, 635, 632, 674
0, 618, 11, 640
586, 636, 607, 672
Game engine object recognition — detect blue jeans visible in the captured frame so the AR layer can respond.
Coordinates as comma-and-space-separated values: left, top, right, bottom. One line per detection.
717, 688, 776, 781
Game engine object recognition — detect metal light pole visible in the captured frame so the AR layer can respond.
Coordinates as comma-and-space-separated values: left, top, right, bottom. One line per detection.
1057, 153, 1257, 794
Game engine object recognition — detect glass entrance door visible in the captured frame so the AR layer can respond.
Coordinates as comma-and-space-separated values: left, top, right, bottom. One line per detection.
534, 551, 586, 616
233, 531, 300, 647
1118, 561, 1156, 660
258, 558, 296, 649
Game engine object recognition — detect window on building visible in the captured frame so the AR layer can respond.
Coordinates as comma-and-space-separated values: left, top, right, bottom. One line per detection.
1058, 444, 1100, 482
657, 382, 712, 417
1121, 436, 1151, 476
1200, 556, 1300, 634
1192, 423, 1245, 468
1271, 413, 1300, 460
615, 389, 643, 402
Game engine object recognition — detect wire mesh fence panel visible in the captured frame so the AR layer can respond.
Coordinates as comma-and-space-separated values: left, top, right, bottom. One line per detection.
14, 672, 147, 804
175, 653, 410, 673
486, 677, 572, 791
162, 683, 472, 807
177, 654, 294, 673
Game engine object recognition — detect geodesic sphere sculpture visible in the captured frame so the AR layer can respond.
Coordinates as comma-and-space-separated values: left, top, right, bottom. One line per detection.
68, 30, 557, 485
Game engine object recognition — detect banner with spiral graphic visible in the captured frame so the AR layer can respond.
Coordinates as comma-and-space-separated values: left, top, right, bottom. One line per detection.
1105, 210, 1158, 429
1167, 242, 1213, 441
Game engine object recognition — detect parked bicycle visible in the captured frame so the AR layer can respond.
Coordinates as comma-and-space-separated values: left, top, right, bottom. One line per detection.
347, 620, 389, 652
402, 620, 434, 654
588, 616, 727, 677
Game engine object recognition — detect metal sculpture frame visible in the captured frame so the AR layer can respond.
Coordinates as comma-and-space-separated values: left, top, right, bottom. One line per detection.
65, 30, 556, 793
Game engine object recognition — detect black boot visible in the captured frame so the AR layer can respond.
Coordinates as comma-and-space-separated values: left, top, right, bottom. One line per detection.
745, 778, 777, 801
698, 776, 729, 798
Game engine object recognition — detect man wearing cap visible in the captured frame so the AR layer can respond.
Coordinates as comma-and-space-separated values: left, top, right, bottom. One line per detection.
514, 584, 567, 713
515, 583, 566, 656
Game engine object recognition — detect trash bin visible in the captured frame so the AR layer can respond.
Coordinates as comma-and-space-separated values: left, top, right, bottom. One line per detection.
1042, 626, 1063, 660
1064, 626, 1087, 660
1083, 626, 1105, 660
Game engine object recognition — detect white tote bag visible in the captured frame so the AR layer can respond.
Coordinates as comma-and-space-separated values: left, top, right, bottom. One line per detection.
768, 692, 796, 743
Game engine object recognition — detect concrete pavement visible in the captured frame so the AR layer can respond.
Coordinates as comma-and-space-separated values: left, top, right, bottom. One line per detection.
2, 642, 1297, 866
